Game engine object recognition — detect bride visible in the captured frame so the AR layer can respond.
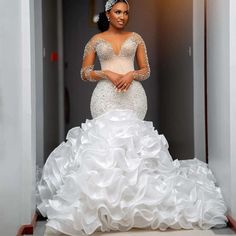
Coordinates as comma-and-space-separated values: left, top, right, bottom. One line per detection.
37, 0, 228, 235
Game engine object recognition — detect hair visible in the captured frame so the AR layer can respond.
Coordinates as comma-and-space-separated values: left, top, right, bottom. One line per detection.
97, 0, 129, 32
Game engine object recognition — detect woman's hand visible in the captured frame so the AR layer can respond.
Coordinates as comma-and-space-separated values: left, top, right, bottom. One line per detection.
115, 71, 134, 92
104, 70, 123, 86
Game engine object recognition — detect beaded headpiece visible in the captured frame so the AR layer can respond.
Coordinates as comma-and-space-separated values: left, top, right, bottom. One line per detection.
105, 0, 129, 12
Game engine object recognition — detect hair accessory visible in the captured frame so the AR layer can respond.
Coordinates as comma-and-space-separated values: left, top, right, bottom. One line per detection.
105, 0, 129, 12
93, 14, 100, 23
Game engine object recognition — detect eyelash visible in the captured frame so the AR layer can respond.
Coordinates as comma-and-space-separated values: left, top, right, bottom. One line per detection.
115, 11, 129, 15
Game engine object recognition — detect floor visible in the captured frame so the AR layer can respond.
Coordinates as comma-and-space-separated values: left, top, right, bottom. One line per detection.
30, 220, 236, 236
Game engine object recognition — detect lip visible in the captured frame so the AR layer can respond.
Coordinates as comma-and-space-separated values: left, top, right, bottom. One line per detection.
117, 21, 124, 25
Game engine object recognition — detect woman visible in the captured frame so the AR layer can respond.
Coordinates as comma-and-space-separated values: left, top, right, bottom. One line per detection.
37, 0, 228, 235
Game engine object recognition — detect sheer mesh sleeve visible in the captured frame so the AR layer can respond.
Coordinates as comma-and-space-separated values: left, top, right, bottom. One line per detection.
132, 33, 151, 81
80, 37, 108, 82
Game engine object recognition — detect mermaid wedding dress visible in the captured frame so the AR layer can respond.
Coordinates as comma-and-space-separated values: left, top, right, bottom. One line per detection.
37, 32, 228, 236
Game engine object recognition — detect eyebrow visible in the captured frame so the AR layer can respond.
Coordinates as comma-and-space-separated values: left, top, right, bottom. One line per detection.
113, 8, 129, 12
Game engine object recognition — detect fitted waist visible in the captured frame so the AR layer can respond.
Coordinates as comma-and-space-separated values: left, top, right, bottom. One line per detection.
100, 58, 134, 74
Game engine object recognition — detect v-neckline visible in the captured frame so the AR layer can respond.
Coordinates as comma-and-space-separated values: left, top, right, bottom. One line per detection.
97, 32, 134, 56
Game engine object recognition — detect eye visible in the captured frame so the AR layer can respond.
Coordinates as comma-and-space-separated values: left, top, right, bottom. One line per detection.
114, 10, 129, 15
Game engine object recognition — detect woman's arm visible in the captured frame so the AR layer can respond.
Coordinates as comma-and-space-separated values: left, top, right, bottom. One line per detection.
132, 33, 151, 81
80, 37, 108, 82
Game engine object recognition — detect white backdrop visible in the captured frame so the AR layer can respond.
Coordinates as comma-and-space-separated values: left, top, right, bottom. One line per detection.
0, 0, 36, 235
207, 0, 236, 219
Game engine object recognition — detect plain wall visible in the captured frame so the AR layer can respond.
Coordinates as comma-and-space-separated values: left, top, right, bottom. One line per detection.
193, 0, 206, 162
35, 0, 65, 167
63, 0, 99, 131
207, 0, 230, 208
207, 0, 236, 218
35, 0, 44, 169
0, 0, 36, 235
42, 0, 60, 160
229, 0, 236, 219
157, 0, 194, 160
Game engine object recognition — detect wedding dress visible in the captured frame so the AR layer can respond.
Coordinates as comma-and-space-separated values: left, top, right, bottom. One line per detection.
37, 32, 228, 236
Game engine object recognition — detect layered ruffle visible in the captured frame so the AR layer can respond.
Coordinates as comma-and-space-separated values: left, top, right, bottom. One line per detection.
37, 109, 228, 236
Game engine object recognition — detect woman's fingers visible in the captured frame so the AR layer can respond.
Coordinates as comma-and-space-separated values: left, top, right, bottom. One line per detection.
121, 82, 128, 92
115, 82, 130, 92
115, 80, 124, 89
125, 82, 131, 91
115, 75, 133, 92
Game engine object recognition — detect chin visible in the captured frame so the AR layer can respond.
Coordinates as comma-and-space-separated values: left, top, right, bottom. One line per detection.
116, 25, 126, 29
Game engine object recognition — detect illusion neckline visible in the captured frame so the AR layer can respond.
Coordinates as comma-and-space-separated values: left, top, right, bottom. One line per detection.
96, 32, 135, 56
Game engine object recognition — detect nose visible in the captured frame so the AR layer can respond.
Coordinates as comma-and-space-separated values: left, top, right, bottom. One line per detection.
119, 13, 124, 19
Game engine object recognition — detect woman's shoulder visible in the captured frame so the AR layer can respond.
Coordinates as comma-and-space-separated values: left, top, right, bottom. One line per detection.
130, 32, 146, 45
131, 31, 144, 39
88, 32, 107, 42
84, 33, 104, 49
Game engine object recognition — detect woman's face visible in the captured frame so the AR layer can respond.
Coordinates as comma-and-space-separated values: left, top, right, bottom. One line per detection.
106, 2, 129, 29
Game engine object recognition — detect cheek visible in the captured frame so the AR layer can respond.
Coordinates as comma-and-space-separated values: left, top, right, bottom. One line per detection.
123, 16, 129, 23
110, 13, 118, 21
123, 14, 129, 20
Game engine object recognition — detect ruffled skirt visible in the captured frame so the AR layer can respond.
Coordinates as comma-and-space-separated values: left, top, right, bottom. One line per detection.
37, 109, 228, 236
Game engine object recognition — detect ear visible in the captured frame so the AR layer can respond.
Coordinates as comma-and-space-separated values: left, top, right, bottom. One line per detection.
105, 11, 110, 19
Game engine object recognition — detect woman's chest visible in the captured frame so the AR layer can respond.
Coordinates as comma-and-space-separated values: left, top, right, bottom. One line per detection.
95, 38, 138, 60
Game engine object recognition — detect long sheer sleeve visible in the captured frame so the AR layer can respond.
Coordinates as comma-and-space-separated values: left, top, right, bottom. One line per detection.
80, 37, 108, 82
132, 33, 151, 81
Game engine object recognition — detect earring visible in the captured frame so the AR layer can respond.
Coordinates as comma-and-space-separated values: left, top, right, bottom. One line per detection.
107, 17, 110, 22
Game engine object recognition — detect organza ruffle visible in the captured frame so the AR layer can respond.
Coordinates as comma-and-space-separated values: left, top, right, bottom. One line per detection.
37, 109, 228, 236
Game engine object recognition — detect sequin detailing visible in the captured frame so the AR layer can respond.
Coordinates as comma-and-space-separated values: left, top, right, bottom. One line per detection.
80, 65, 96, 82
81, 38, 108, 82
82, 37, 97, 59
90, 79, 148, 120
81, 32, 150, 120
131, 32, 151, 81
80, 65, 108, 82
81, 32, 150, 82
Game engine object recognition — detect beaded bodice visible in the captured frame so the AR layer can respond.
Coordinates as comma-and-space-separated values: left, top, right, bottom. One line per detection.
80, 32, 150, 120
81, 32, 150, 81
95, 33, 137, 74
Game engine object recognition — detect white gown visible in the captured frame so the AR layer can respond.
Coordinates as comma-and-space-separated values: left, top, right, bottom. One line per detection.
37, 32, 228, 236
